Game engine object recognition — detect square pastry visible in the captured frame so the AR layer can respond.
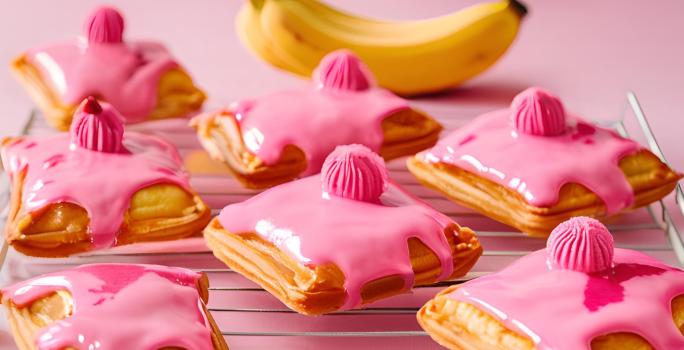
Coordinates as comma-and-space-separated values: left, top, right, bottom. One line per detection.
408, 87, 681, 236
418, 217, 684, 350
1, 98, 211, 257
193, 50, 442, 189
204, 145, 482, 315
1, 264, 228, 350
11, 6, 205, 130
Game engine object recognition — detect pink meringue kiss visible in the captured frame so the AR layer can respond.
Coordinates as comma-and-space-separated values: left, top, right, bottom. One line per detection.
511, 87, 567, 136
547, 216, 614, 273
70, 96, 125, 153
84, 6, 125, 44
313, 50, 373, 91
321, 144, 388, 202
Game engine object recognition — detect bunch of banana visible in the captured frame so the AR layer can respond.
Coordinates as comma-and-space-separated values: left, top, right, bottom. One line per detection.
236, 0, 527, 96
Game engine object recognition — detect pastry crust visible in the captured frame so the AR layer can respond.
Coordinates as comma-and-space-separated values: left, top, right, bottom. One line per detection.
4, 162, 211, 257
203, 217, 482, 315
407, 150, 682, 236
11, 54, 206, 131
1, 273, 229, 350
417, 285, 684, 350
192, 108, 442, 189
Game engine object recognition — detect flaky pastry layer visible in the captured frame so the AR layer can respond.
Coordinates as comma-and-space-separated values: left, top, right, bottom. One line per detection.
11, 54, 206, 131
417, 285, 684, 350
192, 108, 443, 189
1, 273, 229, 350
4, 166, 211, 257
407, 150, 682, 236
203, 217, 482, 315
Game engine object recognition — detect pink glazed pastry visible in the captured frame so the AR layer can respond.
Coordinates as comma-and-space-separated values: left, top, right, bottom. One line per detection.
192, 49, 443, 189
418, 217, 684, 350
1, 264, 228, 350
408, 87, 682, 236
1, 97, 211, 257
11, 5, 205, 130
203, 144, 482, 315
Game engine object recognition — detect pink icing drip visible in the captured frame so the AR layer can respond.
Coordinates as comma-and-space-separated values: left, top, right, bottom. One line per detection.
230, 85, 409, 175
313, 50, 373, 91
448, 249, 684, 349
321, 144, 388, 203
511, 87, 567, 136
27, 39, 178, 121
218, 176, 454, 309
0, 132, 191, 249
547, 217, 614, 273
70, 98, 125, 153
420, 110, 640, 214
83, 6, 124, 44
1, 264, 213, 350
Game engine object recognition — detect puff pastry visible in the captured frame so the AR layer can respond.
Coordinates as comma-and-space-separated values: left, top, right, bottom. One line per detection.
11, 6, 205, 131
1, 99, 211, 257
204, 145, 481, 315
409, 87, 681, 236
418, 217, 684, 350
192, 50, 442, 189
1, 264, 228, 350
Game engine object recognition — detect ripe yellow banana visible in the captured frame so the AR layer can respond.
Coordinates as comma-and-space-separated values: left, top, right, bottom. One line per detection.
236, 0, 527, 96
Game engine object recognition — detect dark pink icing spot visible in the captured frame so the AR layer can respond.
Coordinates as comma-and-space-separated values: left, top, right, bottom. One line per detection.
1, 264, 212, 350
449, 249, 684, 349
0, 132, 191, 249
420, 110, 640, 214
218, 176, 454, 309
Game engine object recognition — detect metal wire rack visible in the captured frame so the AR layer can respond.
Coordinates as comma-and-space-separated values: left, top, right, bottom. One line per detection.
0, 92, 682, 349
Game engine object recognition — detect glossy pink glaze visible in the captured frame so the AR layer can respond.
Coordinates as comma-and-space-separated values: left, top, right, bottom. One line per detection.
70, 98, 125, 153
1, 264, 213, 350
547, 217, 614, 273
321, 144, 388, 203
26, 31, 178, 121
83, 6, 124, 44
0, 131, 191, 249
218, 176, 454, 310
448, 248, 684, 349
313, 50, 372, 91
511, 87, 567, 136
229, 55, 409, 175
420, 110, 640, 214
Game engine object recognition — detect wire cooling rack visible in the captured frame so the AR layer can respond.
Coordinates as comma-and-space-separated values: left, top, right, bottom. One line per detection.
0, 92, 682, 349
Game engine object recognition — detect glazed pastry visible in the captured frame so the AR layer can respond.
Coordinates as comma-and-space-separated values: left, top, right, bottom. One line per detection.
418, 217, 684, 350
408, 87, 682, 236
203, 144, 482, 315
1, 263, 228, 350
192, 50, 442, 189
1, 98, 211, 257
11, 6, 205, 130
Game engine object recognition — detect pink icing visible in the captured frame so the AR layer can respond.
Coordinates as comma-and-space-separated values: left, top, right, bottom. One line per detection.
229, 55, 409, 175
1, 130, 191, 249
420, 109, 640, 214
313, 50, 372, 91
448, 248, 684, 349
83, 6, 124, 44
511, 87, 567, 136
218, 176, 454, 309
70, 98, 125, 153
321, 144, 388, 203
547, 217, 614, 273
26, 6, 179, 122
1, 264, 213, 350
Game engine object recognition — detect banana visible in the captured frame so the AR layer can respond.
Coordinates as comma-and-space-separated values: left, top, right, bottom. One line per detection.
235, 0, 527, 96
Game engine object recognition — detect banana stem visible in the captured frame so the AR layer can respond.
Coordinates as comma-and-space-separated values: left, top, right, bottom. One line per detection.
509, 0, 528, 18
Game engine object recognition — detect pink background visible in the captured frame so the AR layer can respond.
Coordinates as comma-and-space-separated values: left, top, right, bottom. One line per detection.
0, 1, 683, 349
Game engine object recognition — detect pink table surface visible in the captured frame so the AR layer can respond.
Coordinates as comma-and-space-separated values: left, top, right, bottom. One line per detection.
0, 1, 683, 349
